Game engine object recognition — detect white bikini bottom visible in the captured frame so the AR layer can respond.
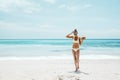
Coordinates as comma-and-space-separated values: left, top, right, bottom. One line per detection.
72, 48, 79, 52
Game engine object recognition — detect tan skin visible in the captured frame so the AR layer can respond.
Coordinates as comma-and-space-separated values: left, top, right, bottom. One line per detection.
66, 30, 84, 72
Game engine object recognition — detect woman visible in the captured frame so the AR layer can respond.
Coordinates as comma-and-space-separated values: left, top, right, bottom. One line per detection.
66, 29, 85, 72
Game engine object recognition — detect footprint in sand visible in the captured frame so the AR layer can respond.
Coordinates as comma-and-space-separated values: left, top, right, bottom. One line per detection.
57, 75, 80, 80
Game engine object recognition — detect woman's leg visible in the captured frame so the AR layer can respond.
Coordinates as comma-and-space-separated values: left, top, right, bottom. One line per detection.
72, 50, 77, 71
76, 50, 80, 69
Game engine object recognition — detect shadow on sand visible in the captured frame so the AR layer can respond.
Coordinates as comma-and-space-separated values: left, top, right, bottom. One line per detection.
57, 70, 89, 80
68, 70, 89, 75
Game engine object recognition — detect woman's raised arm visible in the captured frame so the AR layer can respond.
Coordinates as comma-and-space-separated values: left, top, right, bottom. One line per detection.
66, 31, 73, 38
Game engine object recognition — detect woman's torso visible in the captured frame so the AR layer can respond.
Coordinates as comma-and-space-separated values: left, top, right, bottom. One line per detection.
72, 36, 79, 48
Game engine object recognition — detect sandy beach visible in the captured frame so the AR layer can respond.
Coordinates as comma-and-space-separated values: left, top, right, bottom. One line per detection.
0, 59, 120, 80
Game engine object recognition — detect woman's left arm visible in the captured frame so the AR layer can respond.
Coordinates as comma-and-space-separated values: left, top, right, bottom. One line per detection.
79, 36, 86, 45
79, 37, 82, 45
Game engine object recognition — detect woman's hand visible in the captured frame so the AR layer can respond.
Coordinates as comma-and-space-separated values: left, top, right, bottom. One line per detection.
82, 36, 86, 40
79, 36, 86, 45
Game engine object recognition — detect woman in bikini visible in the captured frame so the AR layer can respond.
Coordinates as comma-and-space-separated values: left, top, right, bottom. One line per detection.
66, 29, 86, 72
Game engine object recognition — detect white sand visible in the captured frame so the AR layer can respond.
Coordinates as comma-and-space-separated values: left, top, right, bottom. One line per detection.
0, 59, 120, 80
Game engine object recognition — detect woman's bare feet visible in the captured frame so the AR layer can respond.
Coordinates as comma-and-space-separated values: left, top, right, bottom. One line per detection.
75, 66, 79, 72
75, 68, 78, 72
77, 63, 79, 70
77, 66, 79, 69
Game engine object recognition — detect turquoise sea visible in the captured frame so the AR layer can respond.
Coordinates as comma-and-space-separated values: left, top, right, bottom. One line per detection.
0, 39, 120, 60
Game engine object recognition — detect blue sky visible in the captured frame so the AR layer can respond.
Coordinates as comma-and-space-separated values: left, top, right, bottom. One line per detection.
0, 0, 120, 39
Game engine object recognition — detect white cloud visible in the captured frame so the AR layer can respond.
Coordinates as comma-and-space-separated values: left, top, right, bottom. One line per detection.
0, 0, 42, 13
44, 0, 56, 4
59, 4, 92, 11
84, 4, 92, 8
59, 4, 79, 11
59, 4, 66, 8
0, 21, 58, 34
67, 6, 79, 11
0, 21, 67, 38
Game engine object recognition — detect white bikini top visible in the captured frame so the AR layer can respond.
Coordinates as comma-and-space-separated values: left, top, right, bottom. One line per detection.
73, 36, 79, 43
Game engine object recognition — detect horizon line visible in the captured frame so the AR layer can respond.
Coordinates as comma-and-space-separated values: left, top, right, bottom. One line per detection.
0, 38, 120, 40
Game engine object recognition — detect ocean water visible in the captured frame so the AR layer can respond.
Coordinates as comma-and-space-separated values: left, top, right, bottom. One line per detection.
0, 39, 120, 60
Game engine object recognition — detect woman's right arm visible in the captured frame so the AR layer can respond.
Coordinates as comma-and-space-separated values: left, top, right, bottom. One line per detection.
66, 31, 73, 38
